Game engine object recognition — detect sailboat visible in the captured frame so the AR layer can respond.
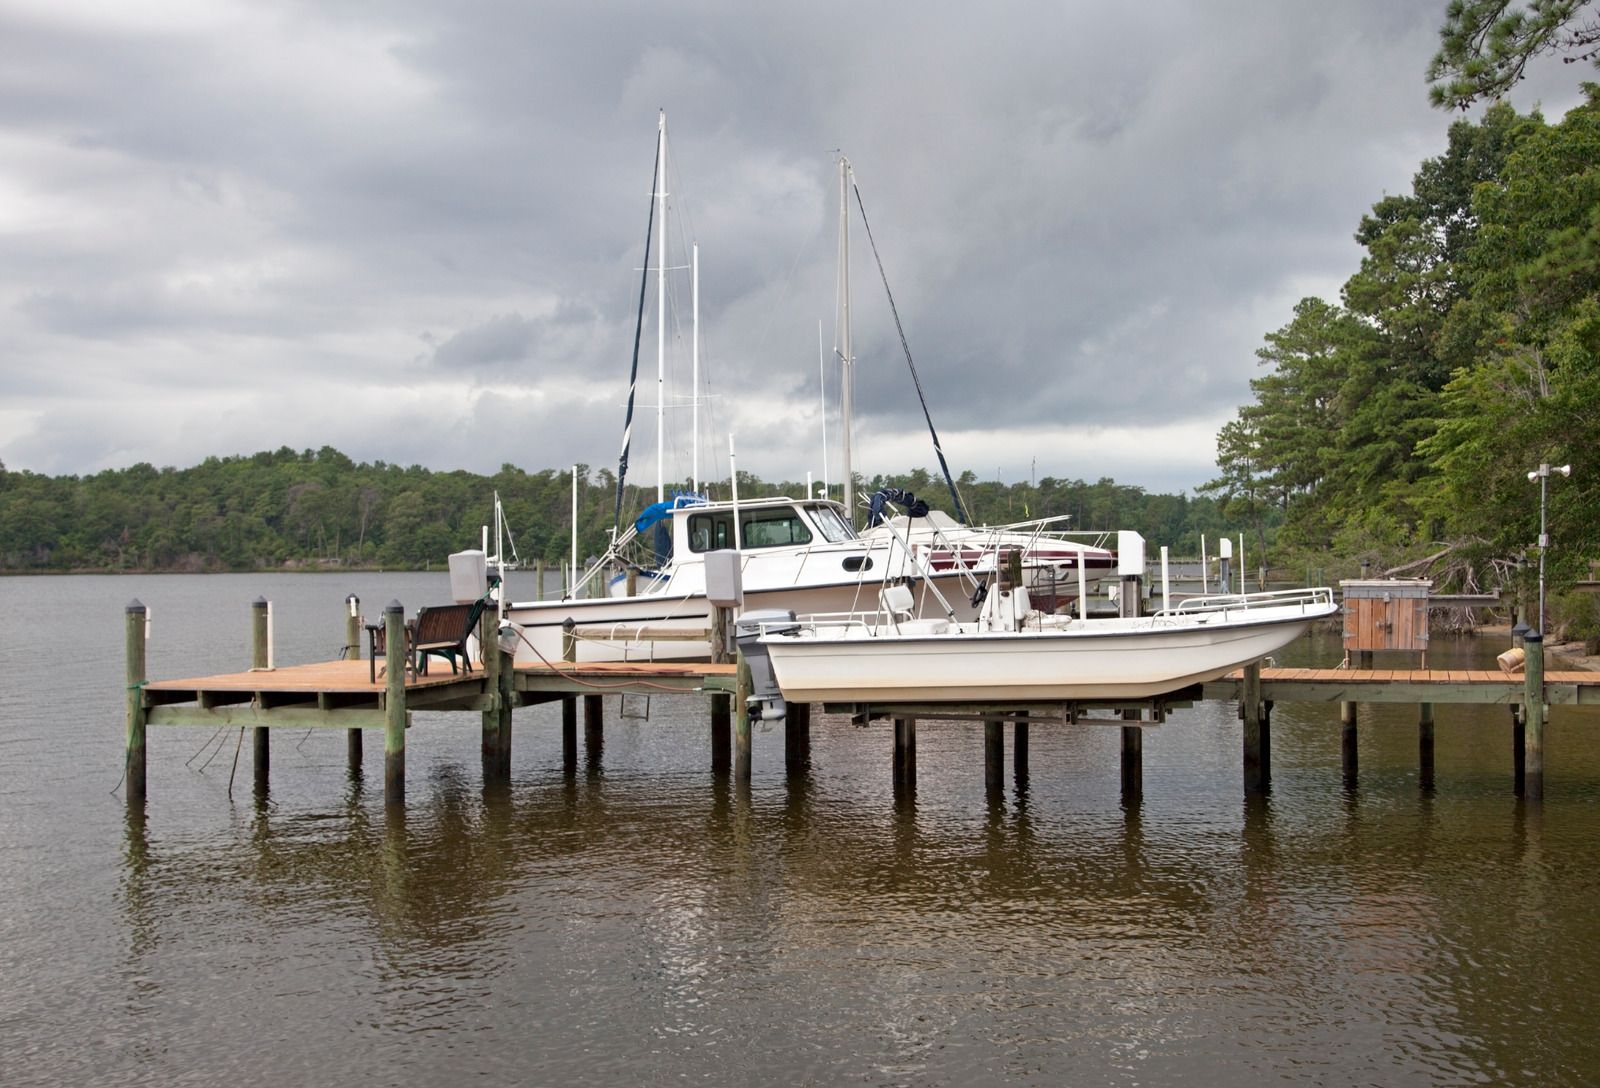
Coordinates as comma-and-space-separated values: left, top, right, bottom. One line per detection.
501, 121, 1114, 665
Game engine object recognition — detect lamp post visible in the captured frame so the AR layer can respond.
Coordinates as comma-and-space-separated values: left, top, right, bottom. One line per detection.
1526, 462, 1572, 636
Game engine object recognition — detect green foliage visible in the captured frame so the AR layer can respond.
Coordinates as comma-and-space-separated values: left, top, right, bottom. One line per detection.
0, 451, 1230, 573
1428, 1, 1599, 110
1208, 92, 1600, 596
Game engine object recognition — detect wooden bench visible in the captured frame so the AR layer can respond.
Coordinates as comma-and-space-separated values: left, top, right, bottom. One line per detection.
367, 598, 488, 682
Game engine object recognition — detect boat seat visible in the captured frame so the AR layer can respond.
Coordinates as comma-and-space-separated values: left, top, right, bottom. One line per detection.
896, 618, 951, 636
880, 583, 915, 619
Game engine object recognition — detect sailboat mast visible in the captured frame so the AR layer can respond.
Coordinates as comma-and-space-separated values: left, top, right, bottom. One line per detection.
836, 155, 854, 525
818, 318, 829, 500
655, 110, 668, 505
692, 242, 700, 495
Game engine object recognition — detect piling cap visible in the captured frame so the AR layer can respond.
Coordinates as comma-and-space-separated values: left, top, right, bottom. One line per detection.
1525, 630, 1543, 643
386, 599, 404, 614
126, 598, 146, 613
253, 596, 268, 608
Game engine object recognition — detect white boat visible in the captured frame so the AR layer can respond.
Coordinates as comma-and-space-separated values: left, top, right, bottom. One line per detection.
506, 493, 1115, 663
749, 544, 1338, 702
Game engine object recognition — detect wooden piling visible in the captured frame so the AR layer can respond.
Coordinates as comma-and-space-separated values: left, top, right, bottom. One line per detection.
711, 693, 731, 773
1418, 702, 1435, 791
482, 608, 509, 782
251, 598, 270, 793
562, 617, 580, 773
893, 716, 917, 789
984, 718, 1003, 793
584, 694, 604, 768
1513, 705, 1526, 795
124, 600, 147, 803
734, 651, 753, 782
1243, 662, 1267, 794
383, 600, 406, 804
562, 697, 578, 775
1119, 574, 1142, 797
1121, 724, 1142, 799
1525, 633, 1545, 801
1014, 710, 1029, 786
345, 594, 363, 772
785, 700, 811, 776
1340, 700, 1358, 786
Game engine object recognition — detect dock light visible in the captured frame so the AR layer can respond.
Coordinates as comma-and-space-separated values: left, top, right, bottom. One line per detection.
1527, 463, 1572, 637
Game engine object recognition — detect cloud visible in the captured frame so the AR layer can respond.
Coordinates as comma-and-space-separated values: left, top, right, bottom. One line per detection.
0, 0, 1587, 498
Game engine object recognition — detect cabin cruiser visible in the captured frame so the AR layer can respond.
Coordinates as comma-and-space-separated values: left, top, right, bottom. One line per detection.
504, 493, 1114, 664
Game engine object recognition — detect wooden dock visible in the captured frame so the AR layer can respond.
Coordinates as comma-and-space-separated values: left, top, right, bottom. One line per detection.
122, 596, 1597, 809
1201, 665, 1600, 705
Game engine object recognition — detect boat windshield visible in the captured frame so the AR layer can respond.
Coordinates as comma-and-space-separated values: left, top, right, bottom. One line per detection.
807, 504, 856, 543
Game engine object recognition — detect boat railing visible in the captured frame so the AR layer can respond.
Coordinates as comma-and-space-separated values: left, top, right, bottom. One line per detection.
1157, 586, 1336, 619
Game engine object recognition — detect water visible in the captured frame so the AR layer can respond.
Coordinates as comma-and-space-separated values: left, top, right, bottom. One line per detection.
4, 573, 1600, 1086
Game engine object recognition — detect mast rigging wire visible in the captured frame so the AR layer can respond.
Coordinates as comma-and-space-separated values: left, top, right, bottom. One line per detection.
850, 181, 970, 524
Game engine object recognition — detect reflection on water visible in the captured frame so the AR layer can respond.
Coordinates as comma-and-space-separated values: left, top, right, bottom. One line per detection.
4, 573, 1600, 1085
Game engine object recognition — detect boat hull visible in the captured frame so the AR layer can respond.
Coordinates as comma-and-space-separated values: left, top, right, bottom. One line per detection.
761, 607, 1334, 702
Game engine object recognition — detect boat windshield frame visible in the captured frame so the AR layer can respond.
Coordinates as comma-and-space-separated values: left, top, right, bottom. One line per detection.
806, 503, 856, 543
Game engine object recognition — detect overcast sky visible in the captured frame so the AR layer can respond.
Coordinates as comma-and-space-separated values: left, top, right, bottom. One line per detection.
0, 1, 1582, 496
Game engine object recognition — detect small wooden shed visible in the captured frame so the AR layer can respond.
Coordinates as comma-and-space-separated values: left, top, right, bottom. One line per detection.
1340, 579, 1431, 665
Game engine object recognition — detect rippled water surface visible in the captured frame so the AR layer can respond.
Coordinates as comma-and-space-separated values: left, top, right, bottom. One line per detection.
4, 573, 1600, 1086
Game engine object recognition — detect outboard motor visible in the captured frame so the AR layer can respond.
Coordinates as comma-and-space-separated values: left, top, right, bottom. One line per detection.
734, 609, 798, 720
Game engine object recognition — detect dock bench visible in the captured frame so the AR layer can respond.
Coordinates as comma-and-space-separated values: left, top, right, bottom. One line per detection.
367, 598, 487, 682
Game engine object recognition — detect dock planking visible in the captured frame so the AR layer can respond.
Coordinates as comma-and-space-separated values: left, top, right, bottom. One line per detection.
1202, 665, 1600, 705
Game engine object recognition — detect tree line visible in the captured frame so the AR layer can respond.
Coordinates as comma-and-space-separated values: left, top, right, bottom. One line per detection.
1204, 31, 1600, 635
0, 447, 1239, 573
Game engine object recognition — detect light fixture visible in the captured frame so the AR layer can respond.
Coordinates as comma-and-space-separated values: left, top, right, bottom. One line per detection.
1527, 463, 1574, 636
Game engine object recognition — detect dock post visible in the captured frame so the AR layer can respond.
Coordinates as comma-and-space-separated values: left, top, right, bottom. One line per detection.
345, 594, 363, 772
482, 609, 507, 783
535, 559, 545, 601
1243, 662, 1268, 794
561, 617, 580, 773
734, 651, 753, 782
984, 718, 1003, 794
1513, 705, 1526, 795
251, 597, 270, 794
1524, 633, 1545, 801
785, 700, 811, 776
893, 717, 917, 790
383, 600, 406, 805
584, 694, 604, 769
1118, 572, 1142, 797
1014, 710, 1029, 787
1340, 700, 1358, 787
711, 693, 731, 773
1418, 702, 1435, 791
1121, 723, 1142, 799
562, 697, 577, 776
124, 600, 147, 803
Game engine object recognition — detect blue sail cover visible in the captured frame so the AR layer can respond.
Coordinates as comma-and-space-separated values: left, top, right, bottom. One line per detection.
866, 487, 930, 527
633, 492, 708, 566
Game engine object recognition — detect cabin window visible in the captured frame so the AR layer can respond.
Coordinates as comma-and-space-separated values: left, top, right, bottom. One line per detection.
742, 511, 813, 548
687, 513, 731, 553
686, 510, 814, 552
